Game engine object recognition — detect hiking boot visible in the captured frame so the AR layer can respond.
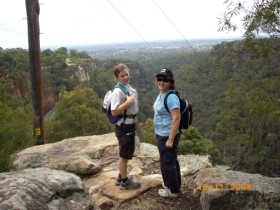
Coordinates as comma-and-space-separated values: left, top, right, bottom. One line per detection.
115, 176, 133, 186
158, 188, 179, 198
120, 178, 140, 190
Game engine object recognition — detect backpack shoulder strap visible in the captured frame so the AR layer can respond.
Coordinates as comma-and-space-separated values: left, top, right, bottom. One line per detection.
114, 82, 130, 95
163, 90, 177, 113
188, 103, 193, 125
113, 83, 130, 125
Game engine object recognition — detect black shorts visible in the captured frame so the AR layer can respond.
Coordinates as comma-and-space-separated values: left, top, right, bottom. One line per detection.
115, 124, 136, 159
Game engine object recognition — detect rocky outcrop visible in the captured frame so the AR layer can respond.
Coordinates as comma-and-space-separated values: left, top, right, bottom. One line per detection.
0, 167, 94, 210
4, 133, 210, 209
12, 133, 118, 175
1, 133, 279, 209
194, 167, 280, 210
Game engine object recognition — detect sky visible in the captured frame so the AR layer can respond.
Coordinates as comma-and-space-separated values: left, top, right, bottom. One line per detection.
0, 0, 245, 49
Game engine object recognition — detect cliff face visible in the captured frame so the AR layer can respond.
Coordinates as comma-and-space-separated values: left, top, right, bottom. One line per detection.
0, 70, 31, 99
0, 62, 91, 114
62, 65, 90, 83
0, 70, 57, 113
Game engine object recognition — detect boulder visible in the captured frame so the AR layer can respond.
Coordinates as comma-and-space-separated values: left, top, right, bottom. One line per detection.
194, 167, 280, 210
12, 133, 118, 175
0, 167, 94, 210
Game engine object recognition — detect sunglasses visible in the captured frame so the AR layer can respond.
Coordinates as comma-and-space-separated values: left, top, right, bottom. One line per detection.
157, 77, 169, 83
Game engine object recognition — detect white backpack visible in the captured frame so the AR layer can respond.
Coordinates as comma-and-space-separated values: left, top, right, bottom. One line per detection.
102, 83, 129, 123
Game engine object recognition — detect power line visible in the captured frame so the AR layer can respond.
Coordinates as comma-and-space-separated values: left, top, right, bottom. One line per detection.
106, 0, 153, 48
153, 0, 192, 48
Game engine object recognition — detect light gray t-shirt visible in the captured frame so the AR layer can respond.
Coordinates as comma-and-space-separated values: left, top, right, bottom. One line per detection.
110, 84, 138, 125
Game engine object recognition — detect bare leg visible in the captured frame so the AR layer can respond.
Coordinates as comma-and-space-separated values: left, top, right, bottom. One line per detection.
119, 157, 129, 178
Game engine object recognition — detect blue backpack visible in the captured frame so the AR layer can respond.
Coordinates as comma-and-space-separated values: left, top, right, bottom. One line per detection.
164, 90, 193, 132
102, 83, 130, 124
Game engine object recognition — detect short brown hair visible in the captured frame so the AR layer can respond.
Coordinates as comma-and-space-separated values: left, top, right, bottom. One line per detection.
113, 63, 129, 78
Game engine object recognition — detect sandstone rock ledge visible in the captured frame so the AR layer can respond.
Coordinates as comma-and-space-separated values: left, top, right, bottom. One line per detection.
1, 133, 279, 210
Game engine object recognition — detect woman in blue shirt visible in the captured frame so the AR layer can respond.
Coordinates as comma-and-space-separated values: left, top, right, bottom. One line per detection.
153, 68, 181, 198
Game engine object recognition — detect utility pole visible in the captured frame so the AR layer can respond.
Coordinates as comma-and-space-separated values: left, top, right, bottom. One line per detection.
25, 0, 45, 144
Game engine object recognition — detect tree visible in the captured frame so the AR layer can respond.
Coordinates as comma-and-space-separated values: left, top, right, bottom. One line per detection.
88, 67, 115, 98
0, 101, 33, 172
0, 48, 29, 72
179, 127, 223, 164
139, 118, 156, 145
218, 0, 280, 39
45, 86, 114, 142
139, 119, 223, 164
215, 66, 280, 176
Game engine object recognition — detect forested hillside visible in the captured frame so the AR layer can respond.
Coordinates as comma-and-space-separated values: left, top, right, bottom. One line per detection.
0, 38, 279, 177
175, 38, 280, 177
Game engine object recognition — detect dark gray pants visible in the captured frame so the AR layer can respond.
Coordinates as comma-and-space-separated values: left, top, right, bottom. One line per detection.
156, 133, 181, 193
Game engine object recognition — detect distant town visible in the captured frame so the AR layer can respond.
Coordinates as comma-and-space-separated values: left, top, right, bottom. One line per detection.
71, 38, 240, 60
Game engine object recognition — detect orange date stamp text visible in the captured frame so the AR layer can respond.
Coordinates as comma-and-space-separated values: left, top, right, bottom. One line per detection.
198, 183, 252, 191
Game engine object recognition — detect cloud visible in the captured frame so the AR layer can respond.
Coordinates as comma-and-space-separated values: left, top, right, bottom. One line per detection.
0, 0, 244, 49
